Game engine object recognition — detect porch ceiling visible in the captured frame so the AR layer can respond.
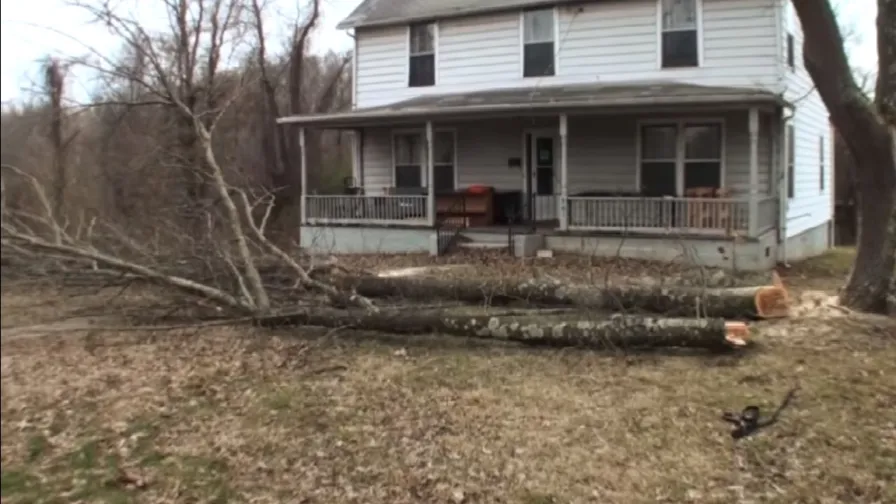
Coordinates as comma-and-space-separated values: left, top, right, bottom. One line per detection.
277, 81, 787, 129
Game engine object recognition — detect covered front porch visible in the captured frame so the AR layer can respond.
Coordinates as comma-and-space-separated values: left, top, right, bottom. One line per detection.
280, 82, 787, 241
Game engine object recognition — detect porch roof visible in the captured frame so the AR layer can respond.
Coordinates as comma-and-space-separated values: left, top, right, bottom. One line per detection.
277, 81, 786, 129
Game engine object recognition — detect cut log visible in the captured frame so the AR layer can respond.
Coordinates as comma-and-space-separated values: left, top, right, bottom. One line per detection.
329, 275, 790, 320
258, 308, 750, 351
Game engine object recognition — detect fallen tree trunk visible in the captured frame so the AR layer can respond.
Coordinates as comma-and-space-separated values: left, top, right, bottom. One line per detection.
258, 308, 749, 351
329, 275, 789, 320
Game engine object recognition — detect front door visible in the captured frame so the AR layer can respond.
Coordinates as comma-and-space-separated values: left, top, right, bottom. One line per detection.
525, 133, 556, 221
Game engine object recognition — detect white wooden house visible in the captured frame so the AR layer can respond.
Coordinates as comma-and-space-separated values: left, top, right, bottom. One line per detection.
279, 0, 833, 270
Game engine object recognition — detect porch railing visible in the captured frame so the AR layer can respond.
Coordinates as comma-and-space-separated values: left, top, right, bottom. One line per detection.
567, 196, 768, 236
756, 195, 778, 234
304, 195, 428, 225
533, 195, 558, 221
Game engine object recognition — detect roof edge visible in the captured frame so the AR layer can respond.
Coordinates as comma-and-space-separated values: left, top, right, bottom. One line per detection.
336, 0, 568, 30
278, 92, 786, 128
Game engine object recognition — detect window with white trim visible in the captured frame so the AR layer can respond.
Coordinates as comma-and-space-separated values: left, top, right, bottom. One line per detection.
640, 125, 678, 196
660, 0, 699, 68
786, 33, 795, 70
787, 124, 795, 199
522, 9, 555, 77
683, 124, 722, 189
409, 23, 435, 87
640, 122, 722, 196
392, 131, 456, 192
394, 133, 423, 188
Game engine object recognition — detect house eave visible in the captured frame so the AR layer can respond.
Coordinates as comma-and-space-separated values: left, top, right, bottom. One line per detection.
336, 0, 577, 30
278, 93, 787, 129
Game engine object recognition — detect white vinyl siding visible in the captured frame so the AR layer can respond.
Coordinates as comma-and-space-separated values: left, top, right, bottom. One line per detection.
779, 0, 832, 238
360, 111, 772, 197
354, 0, 780, 108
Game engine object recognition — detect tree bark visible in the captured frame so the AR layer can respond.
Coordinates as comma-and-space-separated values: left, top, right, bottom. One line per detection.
329, 275, 789, 320
792, 0, 896, 314
258, 308, 748, 351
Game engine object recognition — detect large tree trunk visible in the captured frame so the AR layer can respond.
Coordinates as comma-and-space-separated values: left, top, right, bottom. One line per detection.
792, 0, 896, 314
329, 275, 789, 320
259, 308, 749, 351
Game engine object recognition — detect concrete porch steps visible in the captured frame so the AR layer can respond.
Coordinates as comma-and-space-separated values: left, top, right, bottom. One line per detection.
457, 241, 510, 250
455, 231, 511, 252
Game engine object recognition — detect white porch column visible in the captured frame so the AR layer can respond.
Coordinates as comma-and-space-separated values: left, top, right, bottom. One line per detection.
748, 108, 760, 237
299, 127, 307, 225
559, 113, 569, 231
351, 129, 362, 186
425, 121, 435, 227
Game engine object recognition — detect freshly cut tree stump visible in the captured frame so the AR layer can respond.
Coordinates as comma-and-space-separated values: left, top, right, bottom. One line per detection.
258, 309, 750, 351
329, 275, 790, 320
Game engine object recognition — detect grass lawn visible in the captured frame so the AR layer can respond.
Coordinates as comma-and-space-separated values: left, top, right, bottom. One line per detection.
2, 248, 895, 503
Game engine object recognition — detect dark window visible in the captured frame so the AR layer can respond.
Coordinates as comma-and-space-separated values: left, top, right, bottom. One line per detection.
394, 133, 422, 188
819, 135, 825, 192
394, 131, 456, 191
684, 162, 722, 190
640, 125, 678, 196
640, 162, 677, 197
639, 123, 723, 195
661, 0, 699, 68
433, 131, 455, 193
395, 165, 422, 188
523, 9, 555, 77
409, 23, 435, 87
683, 123, 722, 190
787, 33, 795, 70
787, 124, 795, 199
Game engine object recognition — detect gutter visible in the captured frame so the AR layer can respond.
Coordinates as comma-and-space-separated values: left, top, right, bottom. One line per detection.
779, 108, 795, 266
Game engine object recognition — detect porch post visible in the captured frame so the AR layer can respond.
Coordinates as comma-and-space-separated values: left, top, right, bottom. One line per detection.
299, 127, 307, 225
425, 121, 435, 227
748, 108, 760, 237
352, 128, 363, 186
559, 113, 569, 231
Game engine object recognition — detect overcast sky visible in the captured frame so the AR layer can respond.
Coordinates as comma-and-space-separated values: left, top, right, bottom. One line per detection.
0, 0, 880, 103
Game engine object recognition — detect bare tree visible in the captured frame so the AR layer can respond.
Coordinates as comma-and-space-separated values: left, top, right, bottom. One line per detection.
0, 0, 378, 316
792, 0, 896, 313
249, 0, 351, 226
45, 59, 68, 223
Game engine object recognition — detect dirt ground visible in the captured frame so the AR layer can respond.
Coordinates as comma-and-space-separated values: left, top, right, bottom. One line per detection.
2, 248, 895, 504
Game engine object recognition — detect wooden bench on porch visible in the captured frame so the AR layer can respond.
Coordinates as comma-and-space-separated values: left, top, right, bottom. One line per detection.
436, 186, 495, 227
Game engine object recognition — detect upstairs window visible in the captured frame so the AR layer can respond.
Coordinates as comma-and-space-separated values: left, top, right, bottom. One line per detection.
787, 33, 795, 70
787, 124, 795, 199
661, 0, 699, 68
409, 23, 435, 87
523, 9, 555, 77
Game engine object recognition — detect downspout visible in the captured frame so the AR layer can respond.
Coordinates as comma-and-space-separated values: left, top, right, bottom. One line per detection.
351, 29, 358, 110
774, 0, 790, 265
780, 108, 794, 266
